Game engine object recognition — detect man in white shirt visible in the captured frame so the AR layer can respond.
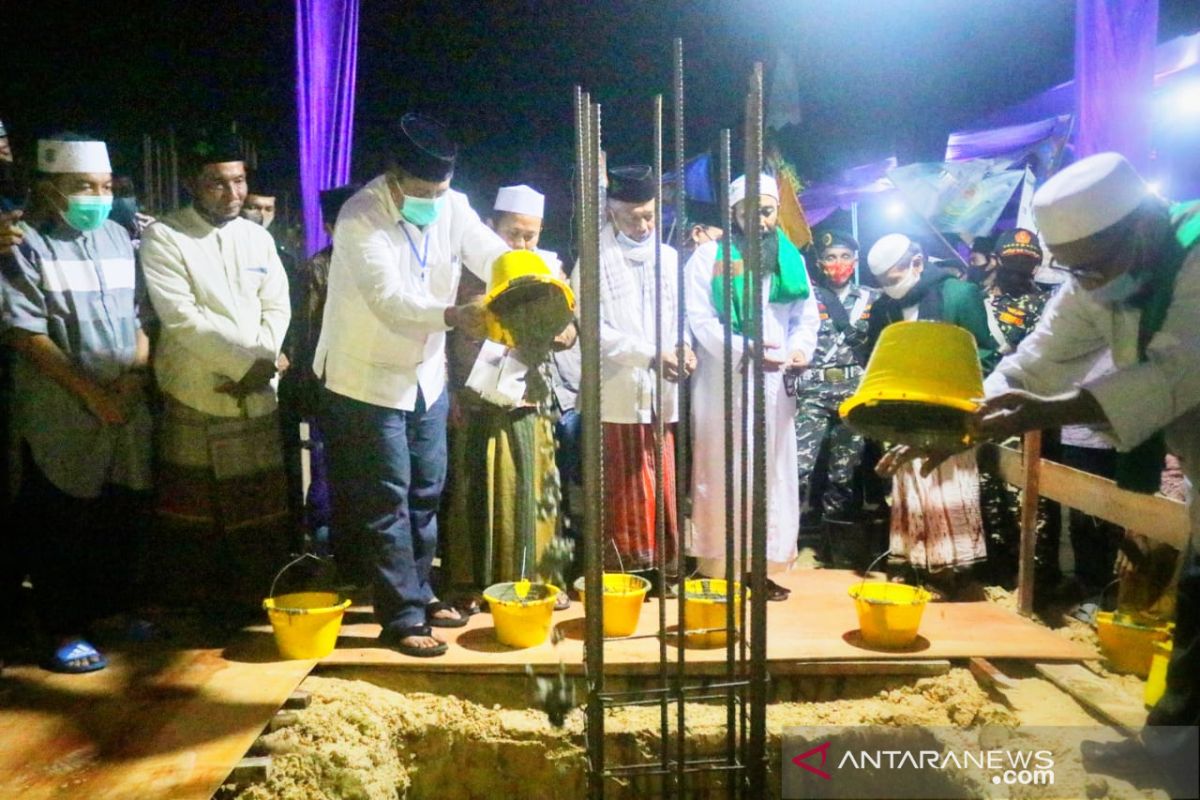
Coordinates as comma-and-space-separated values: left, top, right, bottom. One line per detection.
883, 153, 1200, 791
140, 134, 292, 605
315, 113, 506, 657
573, 164, 694, 592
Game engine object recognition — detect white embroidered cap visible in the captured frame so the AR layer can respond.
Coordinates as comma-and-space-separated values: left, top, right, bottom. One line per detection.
494, 184, 545, 218
729, 173, 779, 207
37, 139, 112, 174
867, 233, 914, 276
1033, 152, 1149, 246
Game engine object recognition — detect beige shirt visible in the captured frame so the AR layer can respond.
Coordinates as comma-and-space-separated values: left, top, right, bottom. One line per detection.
141, 207, 291, 418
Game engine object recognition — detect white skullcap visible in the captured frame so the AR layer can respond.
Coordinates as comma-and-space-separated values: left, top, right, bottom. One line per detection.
37, 139, 112, 174
867, 233, 914, 276
729, 173, 779, 208
494, 184, 545, 218
1033, 153, 1149, 246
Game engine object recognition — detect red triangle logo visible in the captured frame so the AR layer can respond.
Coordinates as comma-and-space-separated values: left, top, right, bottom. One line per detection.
792, 740, 832, 780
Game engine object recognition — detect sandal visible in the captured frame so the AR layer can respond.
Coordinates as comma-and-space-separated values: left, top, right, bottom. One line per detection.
44, 638, 108, 674
765, 579, 790, 603
554, 591, 570, 611
380, 624, 448, 658
426, 601, 469, 628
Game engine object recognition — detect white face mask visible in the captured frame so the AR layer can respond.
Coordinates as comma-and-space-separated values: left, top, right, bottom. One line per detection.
616, 228, 652, 249
882, 264, 921, 300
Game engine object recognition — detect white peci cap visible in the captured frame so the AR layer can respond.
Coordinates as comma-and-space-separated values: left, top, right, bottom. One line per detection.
493, 184, 545, 218
867, 233, 914, 275
1033, 152, 1149, 246
729, 173, 779, 207
37, 139, 112, 174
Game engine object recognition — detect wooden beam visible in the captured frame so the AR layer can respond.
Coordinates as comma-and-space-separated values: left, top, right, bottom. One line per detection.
1034, 662, 1147, 734
986, 443, 1190, 550
1017, 431, 1042, 615
968, 657, 1017, 690
228, 756, 273, 785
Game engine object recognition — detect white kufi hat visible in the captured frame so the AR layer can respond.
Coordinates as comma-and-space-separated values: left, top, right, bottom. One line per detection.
494, 184, 545, 219
729, 173, 779, 207
37, 139, 112, 174
1033, 152, 1149, 246
867, 233, 914, 276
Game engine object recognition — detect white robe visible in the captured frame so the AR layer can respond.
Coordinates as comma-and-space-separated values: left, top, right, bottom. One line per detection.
685, 240, 821, 576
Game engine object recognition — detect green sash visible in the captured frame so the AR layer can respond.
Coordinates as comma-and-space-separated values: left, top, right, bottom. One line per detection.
711, 228, 810, 335
1115, 199, 1200, 493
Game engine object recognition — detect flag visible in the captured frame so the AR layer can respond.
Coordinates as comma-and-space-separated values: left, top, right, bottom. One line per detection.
1015, 166, 1037, 230
767, 49, 802, 131
887, 160, 1024, 238
775, 166, 812, 248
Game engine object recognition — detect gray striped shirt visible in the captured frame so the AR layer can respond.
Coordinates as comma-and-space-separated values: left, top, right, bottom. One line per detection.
1, 218, 152, 497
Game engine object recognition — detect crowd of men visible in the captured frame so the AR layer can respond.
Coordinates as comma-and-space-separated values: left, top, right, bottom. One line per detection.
0, 110, 1197, 787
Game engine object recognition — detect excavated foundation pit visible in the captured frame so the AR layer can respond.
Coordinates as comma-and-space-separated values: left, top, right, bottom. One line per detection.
219, 660, 1154, 800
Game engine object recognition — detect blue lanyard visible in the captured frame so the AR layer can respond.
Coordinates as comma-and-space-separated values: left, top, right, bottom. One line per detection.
401, 224, 430, 272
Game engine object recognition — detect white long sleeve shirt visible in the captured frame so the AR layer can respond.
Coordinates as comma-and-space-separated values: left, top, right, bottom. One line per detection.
984, 246, 1200, 547
141, 207, 291, 418
314, 176, 508, 410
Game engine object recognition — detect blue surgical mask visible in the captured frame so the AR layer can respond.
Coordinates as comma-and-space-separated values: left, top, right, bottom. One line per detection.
401, 194, 445, 227
616, 229, 652, 248
1088, 270, 1147, 305
62, 194, 113, 232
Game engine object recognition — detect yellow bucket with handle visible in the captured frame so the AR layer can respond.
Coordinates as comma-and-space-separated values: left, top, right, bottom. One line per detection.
839, 321, 983, 449
574, 573, 651, 637
262, 554, 350, 660
483, 250, 575, 350
848, 582, 932, 649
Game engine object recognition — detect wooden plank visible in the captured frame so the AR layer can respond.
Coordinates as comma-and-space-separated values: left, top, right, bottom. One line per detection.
0, 638, 314, 800
969, 657, 1017, 690
315, 569, 1094, 672
1034, 662, 1148, 734
283, 690, 311, 709
768, 659, 951, 677
228, 756, 272, 784
1017, 431, 1042, 615
989, 443, 1190, 549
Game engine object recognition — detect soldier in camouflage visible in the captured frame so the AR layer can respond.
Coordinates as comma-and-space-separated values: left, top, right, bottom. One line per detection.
793, 230, 879, 568
976, 228, 1061, 588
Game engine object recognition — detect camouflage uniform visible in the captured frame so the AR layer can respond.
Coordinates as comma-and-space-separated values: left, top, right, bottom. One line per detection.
978, 286, 1062, 585
794, 283, 877, 525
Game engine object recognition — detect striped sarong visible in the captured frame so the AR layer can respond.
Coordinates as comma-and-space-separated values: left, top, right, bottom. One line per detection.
601, 422, 677, 573
890, 449, 986, 572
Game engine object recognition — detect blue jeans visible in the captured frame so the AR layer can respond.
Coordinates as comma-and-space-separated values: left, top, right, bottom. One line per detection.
321, 387, 448, 631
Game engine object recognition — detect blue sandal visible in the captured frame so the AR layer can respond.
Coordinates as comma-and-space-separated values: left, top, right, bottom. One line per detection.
44, 639, 108, 674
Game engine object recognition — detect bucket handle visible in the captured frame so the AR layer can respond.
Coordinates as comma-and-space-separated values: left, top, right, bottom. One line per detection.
856, 550, 925, 596
268, 552, 330, 602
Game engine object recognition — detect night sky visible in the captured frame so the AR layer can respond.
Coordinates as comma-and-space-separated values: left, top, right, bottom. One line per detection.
3, 0, 1198, 252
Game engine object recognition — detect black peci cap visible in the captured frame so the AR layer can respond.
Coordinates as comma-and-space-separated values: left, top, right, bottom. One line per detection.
391, 113, 457, 182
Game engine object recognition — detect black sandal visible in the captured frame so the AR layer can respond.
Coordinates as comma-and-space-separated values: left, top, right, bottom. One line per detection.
426, 600, 469, 628
765, 578, 790, 602
380, 624, 448, 658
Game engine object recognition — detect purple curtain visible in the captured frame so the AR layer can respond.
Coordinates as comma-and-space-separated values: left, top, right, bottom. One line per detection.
1075, 0, 1158, 170
296, 0, 360, 257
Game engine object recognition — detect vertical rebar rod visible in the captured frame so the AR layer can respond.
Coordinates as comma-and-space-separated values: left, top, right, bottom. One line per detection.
671, 37, 690, 800
651, 93, 672, 794
577, 85, 606, 800
717, 128, 739, 800
743, 62, 769, 800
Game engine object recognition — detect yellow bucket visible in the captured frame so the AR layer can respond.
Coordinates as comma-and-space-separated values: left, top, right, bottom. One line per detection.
848, 582, 932, 649
483, 250, 575, 349
683, 579, 748, 648
263, 591, 352, 660
484, 581, 561, 648
1144, 639, 1173, 708
1096, 611, 1172, 677
839, 321, 983, 448
574, 573, 651, 637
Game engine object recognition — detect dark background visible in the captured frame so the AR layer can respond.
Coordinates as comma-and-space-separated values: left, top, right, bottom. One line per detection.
3, 0, 1198, 254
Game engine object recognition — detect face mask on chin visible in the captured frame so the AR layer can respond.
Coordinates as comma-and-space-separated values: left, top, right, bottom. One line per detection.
882, 264, 920, 300
616, 228, 653, 249
1089, 269, 1148, 305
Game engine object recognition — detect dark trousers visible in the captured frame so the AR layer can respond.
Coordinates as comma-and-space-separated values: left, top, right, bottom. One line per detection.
321, 387, 449, 631
16, 446, 146, 637
1143, 540, 1200, 792
1059, 444, 1123, 592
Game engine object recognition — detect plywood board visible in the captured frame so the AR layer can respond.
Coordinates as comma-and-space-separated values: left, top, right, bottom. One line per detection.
315, 569, 1095, 673
0, 637, 314, 800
